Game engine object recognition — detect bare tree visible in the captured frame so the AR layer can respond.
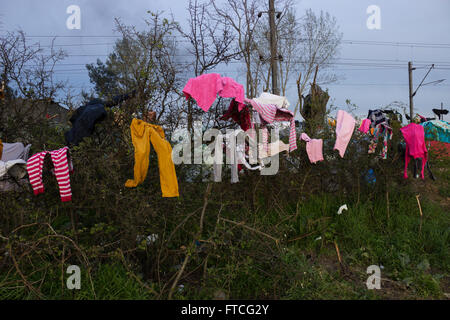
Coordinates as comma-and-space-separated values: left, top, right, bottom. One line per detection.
293, 9, 342, 118
210, 0, 265, 98
0, 30, 68, 139
0, 31, 67, 101
177, 0, 241, 132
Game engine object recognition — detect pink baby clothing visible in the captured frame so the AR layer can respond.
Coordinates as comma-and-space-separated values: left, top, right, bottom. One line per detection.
182, 73, 245, 112
26, 147, 73, 202
400, 123, 428, 179
334, 110, 355, 158
246, 98, 297, 152
301, 133, 324, 164
358, 119, 371, 134
218, 77, 245, 109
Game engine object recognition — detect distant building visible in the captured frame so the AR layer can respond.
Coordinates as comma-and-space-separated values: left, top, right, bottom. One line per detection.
8, 98, 70, 126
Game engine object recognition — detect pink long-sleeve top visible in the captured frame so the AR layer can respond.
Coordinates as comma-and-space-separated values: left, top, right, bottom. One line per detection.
182, 73, 245, 112
400, 123, 428, 179
333, 110, 356, 158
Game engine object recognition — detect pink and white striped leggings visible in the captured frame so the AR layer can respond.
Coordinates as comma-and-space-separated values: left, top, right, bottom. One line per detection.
26, 147, 73, 202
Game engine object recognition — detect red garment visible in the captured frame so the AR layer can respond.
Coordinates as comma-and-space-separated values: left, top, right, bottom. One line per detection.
26, 147, 73, 202
182, 73, 245, 112
221, 99, 251, 131
400, 123, 428, 179
427, 140, 450, 159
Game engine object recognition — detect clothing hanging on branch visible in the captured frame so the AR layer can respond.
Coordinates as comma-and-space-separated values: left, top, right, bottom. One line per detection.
213, 130, 261, 184
334, 110, 355, 158
358, 119, 371, 134
300, 133, 324, 164
183, 73, 245, 112
221, 99, 251, 131
245, 98, 297, 152
253, 92, 290, 109
421, 120, 450, 144
65, 92, 135, 146
125, 118, 179, 197
26, 147, 73, 202
400, 123, 428, 180
367, 109, 388, 128
368, 123, 393, 160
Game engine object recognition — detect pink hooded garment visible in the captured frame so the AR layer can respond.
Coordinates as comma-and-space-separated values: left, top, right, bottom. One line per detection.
301, 133, 324, 164
400, 123, 428, 179
182, 73, 245, 112
334, 110, 356, 158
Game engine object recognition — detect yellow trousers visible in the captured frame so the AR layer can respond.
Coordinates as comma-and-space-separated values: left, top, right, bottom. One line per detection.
125, 118, 179, 197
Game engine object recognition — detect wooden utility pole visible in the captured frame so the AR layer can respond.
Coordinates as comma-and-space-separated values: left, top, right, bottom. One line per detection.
408, 61, 414, 123
269, 0, 279, 95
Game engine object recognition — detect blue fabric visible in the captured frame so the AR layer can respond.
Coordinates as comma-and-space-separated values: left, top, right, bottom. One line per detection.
65, 102, 107, 146
421, 120, 450, 143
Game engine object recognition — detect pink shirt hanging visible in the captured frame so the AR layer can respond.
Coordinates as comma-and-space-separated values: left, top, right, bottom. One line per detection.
182, 73, 245, 112
400, 123, 428, 179
334, 110, 355, 158
301, 133, 324, 164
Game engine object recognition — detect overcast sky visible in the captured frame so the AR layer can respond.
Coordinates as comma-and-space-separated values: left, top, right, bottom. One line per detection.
2, 0, 450, 120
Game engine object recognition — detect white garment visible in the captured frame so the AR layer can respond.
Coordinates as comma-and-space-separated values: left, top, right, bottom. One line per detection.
213, 130, 261, 183
0, 159, 27, 178
258, 140, 289, 159
1, 143, 31, 162
253, 92, 290, 109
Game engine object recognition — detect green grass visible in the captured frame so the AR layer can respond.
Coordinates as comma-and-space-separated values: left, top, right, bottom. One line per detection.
0, 263, 154, 300
174, 191, 449, 300
1, 189, 448, 300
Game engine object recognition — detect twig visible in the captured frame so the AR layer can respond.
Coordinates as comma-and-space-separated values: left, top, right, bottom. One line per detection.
334, 240, 344, 272
416, 194, 423, 234
219, 217, 280, 245
168, 183, 213, 300
386, 189, 390, 221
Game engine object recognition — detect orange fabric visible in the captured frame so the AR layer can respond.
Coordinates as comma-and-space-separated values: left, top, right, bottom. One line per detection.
0, 139, 3, 160
125, 118, 179, 197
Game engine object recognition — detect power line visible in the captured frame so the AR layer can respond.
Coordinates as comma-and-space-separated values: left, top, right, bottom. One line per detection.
21, 35, 450, 48
21, 35, 450, 45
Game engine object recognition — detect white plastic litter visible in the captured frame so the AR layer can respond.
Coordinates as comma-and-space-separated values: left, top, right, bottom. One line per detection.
337, 204, 348, 215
